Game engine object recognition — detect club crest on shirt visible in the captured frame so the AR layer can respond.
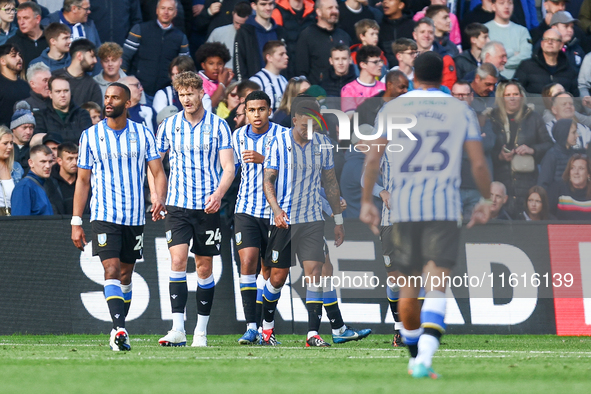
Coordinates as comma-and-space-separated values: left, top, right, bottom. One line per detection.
235, 232, 242, 245
313, 144, 322, 155
98, 233, 107, 247
272, 250, 279, 263
203, 124, 212, 134
383, 255, 391, 268
166, 230, 172, 243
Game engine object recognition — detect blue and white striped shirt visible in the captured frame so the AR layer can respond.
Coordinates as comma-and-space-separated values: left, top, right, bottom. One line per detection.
249, 70, 288, 112
78, 119, 160, 226
380, 90, 481, 223
233, 122, 287, 218
156, 110, 232, 210
264, 130, 334, 225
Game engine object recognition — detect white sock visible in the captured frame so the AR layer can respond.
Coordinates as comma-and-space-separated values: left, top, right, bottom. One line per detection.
394, 321, 404, 330
332, 324, 347, 336
415, 334, 440, 368
171, 313, 185, 332
195, 314, 209, 335
307, 330, 318, 339
262, 320, 274, 330
247, 322, 257, 331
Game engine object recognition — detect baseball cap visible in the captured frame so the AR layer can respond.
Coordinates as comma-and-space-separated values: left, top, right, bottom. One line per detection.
550, 11, 577, 26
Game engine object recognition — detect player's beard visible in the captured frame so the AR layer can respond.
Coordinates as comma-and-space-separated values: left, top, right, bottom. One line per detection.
106, 102, 126, 119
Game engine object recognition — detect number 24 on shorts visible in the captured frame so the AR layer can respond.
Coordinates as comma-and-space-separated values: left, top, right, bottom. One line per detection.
205, 228, 221, 245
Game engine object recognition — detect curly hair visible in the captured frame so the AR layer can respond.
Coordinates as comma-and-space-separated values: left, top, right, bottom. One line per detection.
194, 42, 231, 66
173, 71, 203, 92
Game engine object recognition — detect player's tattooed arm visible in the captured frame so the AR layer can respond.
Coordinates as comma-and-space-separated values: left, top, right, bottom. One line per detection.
264, 168, 289, 228
322, 168, 342, 215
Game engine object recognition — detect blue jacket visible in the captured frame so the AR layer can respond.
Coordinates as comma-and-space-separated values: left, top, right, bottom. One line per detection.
10, 172, 54, 216
0, 22, 18, 45
29, 48, 72, 72
88, 0, 143, 46
41, 11, 102, 49
11, 162, 24, 183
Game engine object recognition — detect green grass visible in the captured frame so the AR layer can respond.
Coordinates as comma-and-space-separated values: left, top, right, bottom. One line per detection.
1, 335, 590, 393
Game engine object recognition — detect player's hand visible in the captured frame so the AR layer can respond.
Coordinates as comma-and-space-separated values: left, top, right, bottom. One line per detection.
208, 2, 222, 15
340, 198, 347, 211
242, 150, 265, 164
334, 224, 345, 247
359, 201, 380, 235
72, 225, 87, 251
467, 202, 492, 228
205, 191, 222, 214
151, 199, 167, 221
379, 189, 391, 210
220, 67, 234, 86
274, 209, 289, 229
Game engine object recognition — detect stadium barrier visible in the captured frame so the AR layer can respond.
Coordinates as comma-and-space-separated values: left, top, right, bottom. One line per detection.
1, 217, 589, 336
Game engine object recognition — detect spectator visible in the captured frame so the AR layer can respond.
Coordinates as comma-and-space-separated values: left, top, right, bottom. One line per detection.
93, 42, 125, 97
215, 81, 240, 120
33, 75, 92, 143
470, 63, 499, 98
153, 56, 199, 114
88, 0, 142, 46
414, 0, 461, 46
357, 69, 408, 126
425, 5, 457, 57
378, 0, 414, 67
514, 29, 578, 96
6, 2, 47, 69
539, 118, 584, 190
530, 0, 568, 45
122, 0, 190, 100
577, 0, 591, 36
120, 75, 157, 134
489, 80, 553, 216
226, 79, 260, 130
233, 101, 247, 129
549, 11, 584, 73
295, 0, 351, 85
81, 101, 101, 124
10, 143, 53, 215
234, 0, 284, 81
23, 61, 51, 112
382, 38, 416, 84
518, 185, 552, 220
44, 140, 83, 214
413, 18, 457, 90
52, 38, 102, 107
0, 125, 24, 215
207, 1, 251, 69
0, 0, 17, 45
10, 101, 34, 173
272, 76, 309, 127
42, 132, 61, 159
548, 153, 591, 219
455, 23, 489, 80
463, 40, 508, 82
0, 43, 30, 126
196, 42, 233, 108
341, 45, 385, 113
546, 93, 591, 148
489, 181, 512, 220
541, 82, 566, 122
195, 0, 244, 38
249, 41, 288, 112
320, 44, 356, 97
461, 0, 495, 50
41, 0, 101, 48
338, 0, 378, 45
29, 22, 71, 71
485, 0, 532, 79
272, 0, 316, 78
350, 19, 388, 76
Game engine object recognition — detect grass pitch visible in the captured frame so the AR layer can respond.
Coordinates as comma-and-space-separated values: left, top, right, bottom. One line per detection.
1, 334, 590, 393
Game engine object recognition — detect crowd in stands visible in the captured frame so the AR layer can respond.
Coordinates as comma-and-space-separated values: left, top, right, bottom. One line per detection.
2, 0, 591, 222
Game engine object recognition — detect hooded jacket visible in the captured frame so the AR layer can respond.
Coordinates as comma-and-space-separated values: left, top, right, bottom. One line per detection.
233, 15, 286, 81
514, 46, 579, 96
377, 15, 415, 67
29, 48, 71, 72
538, 118, 584, 190
454, 50, 479, 81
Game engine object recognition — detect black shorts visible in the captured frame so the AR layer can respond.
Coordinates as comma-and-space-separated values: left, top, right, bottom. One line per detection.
234, 213, 270, 254
165, 206, 221, 256
91, 221, 144, 264
264, 221, 325, 269
380, 226, 395, 271
390, 221, 460, 275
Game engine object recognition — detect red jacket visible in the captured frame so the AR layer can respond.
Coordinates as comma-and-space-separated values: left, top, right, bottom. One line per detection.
271, 0, 315, 26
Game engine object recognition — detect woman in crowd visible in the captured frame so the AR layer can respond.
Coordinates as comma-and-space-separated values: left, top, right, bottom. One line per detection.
549, 154, 591, 220
488, 80, 553, 217
272, 76, 311, 128
0, 125, 24, 216
215, 82, 240, 120
518, 186, 552, 220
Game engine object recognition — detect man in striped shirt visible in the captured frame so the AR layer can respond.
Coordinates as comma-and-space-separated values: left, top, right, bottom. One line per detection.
262, 97, 345, 347
155, 71, 235, 348
249, 41, 288, 112
360, 52, 492, 378
232, 91, 288, 345
71, 82, 168, 352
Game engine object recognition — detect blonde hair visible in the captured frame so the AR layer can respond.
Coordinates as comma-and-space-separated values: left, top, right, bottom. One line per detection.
276, 77, 309, 114
494, 81, 528, 139
173, 71, 203, 92
0, 125, 14, 174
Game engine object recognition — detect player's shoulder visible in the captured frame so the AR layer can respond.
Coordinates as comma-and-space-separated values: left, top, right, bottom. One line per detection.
269, 122, 289, 136
204, 110, 231, 130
